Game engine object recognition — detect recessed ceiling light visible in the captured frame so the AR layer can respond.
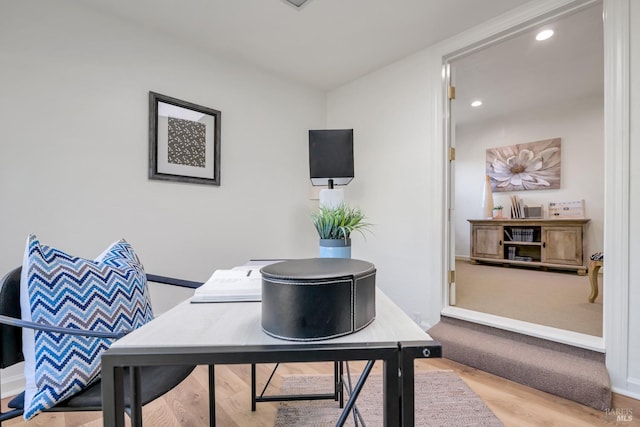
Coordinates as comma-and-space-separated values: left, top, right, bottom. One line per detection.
471, 100, 483, 107
536, 29, 554, 41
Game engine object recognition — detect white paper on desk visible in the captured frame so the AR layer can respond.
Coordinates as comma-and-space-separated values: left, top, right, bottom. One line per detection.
191, 269, 262, 303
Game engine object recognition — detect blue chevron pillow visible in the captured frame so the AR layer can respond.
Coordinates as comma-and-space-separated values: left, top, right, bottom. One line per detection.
20, 235, 154, 419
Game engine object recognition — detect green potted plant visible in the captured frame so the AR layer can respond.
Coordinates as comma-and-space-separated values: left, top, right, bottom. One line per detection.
493, 205, 504, 219
311, 203, 372, 258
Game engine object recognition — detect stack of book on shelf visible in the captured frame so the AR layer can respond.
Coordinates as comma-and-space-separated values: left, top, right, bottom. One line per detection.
511, 228, 534, 242
192, 265, 262, 303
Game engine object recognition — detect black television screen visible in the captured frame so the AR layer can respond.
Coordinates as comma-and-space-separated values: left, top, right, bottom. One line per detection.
309, 129, 354, 186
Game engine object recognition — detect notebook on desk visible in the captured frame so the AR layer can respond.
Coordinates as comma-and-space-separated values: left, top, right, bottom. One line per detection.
191, 267, 262, 303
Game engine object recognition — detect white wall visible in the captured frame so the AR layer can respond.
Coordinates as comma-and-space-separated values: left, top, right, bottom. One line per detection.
327, 51, 444, 329
0, 0, 325, 282
455, 93, 604, 258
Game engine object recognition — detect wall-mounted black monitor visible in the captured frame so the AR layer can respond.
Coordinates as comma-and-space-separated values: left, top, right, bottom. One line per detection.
309, 129, 354, 187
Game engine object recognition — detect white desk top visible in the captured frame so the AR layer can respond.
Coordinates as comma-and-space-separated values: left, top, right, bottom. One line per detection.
112, 289, 432, 349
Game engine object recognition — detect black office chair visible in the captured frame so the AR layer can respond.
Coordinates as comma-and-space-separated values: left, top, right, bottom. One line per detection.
0, 266, 195, 425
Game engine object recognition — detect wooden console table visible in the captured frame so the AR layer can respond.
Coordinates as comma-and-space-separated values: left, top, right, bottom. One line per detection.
468, 218, 590, 275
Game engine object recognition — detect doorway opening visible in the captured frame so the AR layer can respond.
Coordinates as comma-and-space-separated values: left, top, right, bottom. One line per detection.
444, 1, 604, 348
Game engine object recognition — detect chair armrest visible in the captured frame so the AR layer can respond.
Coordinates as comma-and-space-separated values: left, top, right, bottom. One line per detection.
146, 274, 203, 289
0, 314, 128, 339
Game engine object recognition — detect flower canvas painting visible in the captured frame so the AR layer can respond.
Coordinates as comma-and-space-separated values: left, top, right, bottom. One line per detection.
486, 138, 561, 192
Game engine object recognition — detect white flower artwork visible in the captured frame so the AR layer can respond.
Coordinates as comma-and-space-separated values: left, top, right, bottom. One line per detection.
486, 138, 561, 192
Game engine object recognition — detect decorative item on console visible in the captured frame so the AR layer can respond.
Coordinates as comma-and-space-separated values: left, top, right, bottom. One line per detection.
548, 200, 585, 218
481, 175, 494, 219
510, 195, 524, 218
509, 196, 544, 219
523, 205, 543, 218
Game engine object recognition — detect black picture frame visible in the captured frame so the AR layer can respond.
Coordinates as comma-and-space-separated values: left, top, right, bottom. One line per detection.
149, 92, 221, 186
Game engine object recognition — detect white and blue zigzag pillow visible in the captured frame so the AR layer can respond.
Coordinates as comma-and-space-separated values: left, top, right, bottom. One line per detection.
20, 235, 154, 419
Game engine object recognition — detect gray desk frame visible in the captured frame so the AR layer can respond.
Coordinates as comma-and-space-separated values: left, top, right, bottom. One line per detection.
101, 289, 441, 426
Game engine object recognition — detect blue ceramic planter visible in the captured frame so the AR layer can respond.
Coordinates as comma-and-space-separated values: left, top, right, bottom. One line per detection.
319, 238, 351, 258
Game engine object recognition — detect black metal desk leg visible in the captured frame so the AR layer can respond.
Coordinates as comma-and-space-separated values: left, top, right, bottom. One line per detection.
209, 365, 216, 427
251, 364, 257, 411
399, 341, 442, 426
336, 361, 344, 408
336, 360, 375, 427
382, 352, 400, 427
102, 362, 126, 427
129, 366, 143, 427
400, 354, 415, 427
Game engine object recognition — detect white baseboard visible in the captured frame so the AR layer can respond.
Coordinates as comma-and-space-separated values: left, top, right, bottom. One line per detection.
619, 377, 640, 400
611, 385, 640, 401
1, 371, 25, 399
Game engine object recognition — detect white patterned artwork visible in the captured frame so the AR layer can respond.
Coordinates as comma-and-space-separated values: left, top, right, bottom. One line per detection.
486, 138, 561, 192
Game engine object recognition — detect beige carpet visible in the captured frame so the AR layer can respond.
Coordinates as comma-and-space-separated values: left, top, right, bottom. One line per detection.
455, 260, 602, 336
274, 371, 503, 426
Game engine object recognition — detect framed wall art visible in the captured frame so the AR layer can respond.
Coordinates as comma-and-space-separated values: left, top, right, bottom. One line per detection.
486, 137, 561, 192
149, 92, 221, 185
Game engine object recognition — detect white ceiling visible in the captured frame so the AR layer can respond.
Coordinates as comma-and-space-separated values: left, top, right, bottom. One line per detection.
452, 3, 603, 126
79, 0, 531, 90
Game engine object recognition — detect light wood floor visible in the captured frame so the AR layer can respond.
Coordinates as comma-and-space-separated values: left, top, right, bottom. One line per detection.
2, 359, 638, 426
